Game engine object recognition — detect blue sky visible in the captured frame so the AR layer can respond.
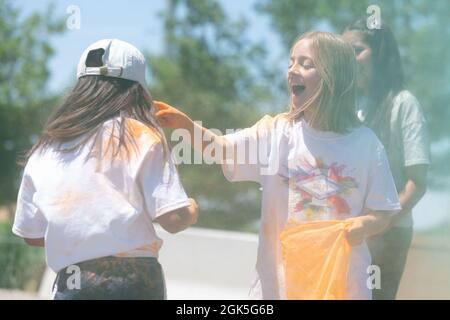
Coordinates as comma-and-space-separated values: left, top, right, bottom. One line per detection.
15, 0, 283, 93
13, 0, 449, 231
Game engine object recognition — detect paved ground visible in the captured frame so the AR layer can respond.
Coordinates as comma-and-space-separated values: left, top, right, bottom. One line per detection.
0, 289, 38, 300
397, 233, 450, 299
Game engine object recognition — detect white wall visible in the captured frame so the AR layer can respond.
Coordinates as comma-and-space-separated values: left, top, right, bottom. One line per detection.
157, 227, 258, 300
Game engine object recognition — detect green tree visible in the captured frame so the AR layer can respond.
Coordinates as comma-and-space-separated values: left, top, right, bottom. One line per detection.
148, 0, 274, 231
0, 1, 63, 290
256, 0, 450, 188
0, 0, 64, 206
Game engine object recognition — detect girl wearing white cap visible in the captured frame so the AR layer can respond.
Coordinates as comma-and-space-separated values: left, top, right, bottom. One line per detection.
12, 39, 198, 299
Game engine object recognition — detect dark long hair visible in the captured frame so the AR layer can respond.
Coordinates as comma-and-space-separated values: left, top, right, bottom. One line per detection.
344, 18, 405, 146
23, 75, 165, 165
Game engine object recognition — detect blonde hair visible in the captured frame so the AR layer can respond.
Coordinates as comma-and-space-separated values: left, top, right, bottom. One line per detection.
287, 31, 359, 133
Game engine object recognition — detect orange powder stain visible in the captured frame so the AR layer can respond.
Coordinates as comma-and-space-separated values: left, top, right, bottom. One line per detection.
131, 241, 162, 255
94, 119, 161, 164
114, 252, 129, 258
54, 191, 87, 217
145, 241, 162, 255
258, 115, 276, 130
114, 241, 162, 257
126, 118, 161, 143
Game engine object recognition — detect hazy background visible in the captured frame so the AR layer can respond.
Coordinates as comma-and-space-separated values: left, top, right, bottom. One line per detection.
1, 0, 449, 296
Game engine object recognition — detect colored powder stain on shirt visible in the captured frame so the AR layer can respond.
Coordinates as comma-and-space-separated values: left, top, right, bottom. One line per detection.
55, 191, 87, 217
114, 241, 162, 257
92, 118, 161, 164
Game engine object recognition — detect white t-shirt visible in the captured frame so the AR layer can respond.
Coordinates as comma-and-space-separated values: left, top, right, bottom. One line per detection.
222, 115, 401, 299
13, 117, 190, 272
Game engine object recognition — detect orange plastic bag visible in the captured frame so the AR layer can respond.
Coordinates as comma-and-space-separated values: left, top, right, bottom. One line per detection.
280, 220, 353, 300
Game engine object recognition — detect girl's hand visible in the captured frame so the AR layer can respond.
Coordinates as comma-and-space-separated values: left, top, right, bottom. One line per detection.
345, 217, 367, 246
154, 198, 199, 234
187, 198, 199, 225
154, 100, 191, 129
345, 212, 392, 246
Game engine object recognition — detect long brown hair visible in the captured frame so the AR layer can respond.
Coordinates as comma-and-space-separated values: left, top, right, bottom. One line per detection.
344, 18, 405, 147
22, 75, 166, 165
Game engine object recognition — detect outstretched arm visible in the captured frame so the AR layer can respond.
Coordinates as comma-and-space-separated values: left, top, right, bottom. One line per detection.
154, 101, 231, 162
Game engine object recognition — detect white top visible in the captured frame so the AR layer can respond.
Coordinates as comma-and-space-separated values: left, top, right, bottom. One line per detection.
222, 115, 401, 299
13, 118, 190, 272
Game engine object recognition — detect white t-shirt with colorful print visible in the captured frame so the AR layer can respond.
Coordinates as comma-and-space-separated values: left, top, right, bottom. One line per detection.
222, 115, 401, 300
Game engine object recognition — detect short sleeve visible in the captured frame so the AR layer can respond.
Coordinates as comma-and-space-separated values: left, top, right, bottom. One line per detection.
12, 171, 47, 238
399, 94, 431, 167
221, 115, 274, 183
137, 141, 190, 220
365, 140, 402, 212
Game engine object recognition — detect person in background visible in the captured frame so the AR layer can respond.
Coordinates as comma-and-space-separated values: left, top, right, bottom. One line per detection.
343, 18, 430, 299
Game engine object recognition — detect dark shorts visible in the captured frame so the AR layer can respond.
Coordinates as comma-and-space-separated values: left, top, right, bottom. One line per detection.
53, 256, 166, 300
368, 227, 413, 300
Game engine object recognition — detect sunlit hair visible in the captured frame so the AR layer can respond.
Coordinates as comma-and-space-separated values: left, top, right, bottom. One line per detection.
286, 31, 360, 133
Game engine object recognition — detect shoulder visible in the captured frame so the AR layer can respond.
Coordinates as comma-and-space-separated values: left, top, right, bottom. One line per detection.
125, 119, 167, 163
125, 118, 162, 142
22, 154, 38, 178
24, 144, 51, 174
103, 117, 161, 141
100, 118, 168, 174
122, 119, 169, 178
393, 90, 420, 106
254, 114, 276, 128
105, 117, 163, 150
392, 90, 426, 123
224, 114, 290, 143
253, 113, 291, 133
352, 125, 385, 150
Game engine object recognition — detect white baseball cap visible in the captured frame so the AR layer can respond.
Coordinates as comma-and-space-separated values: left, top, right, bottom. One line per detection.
76, 39, 147, 88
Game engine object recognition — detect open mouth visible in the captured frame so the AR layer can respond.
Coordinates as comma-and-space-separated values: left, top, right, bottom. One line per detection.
292, 84, 306, 95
